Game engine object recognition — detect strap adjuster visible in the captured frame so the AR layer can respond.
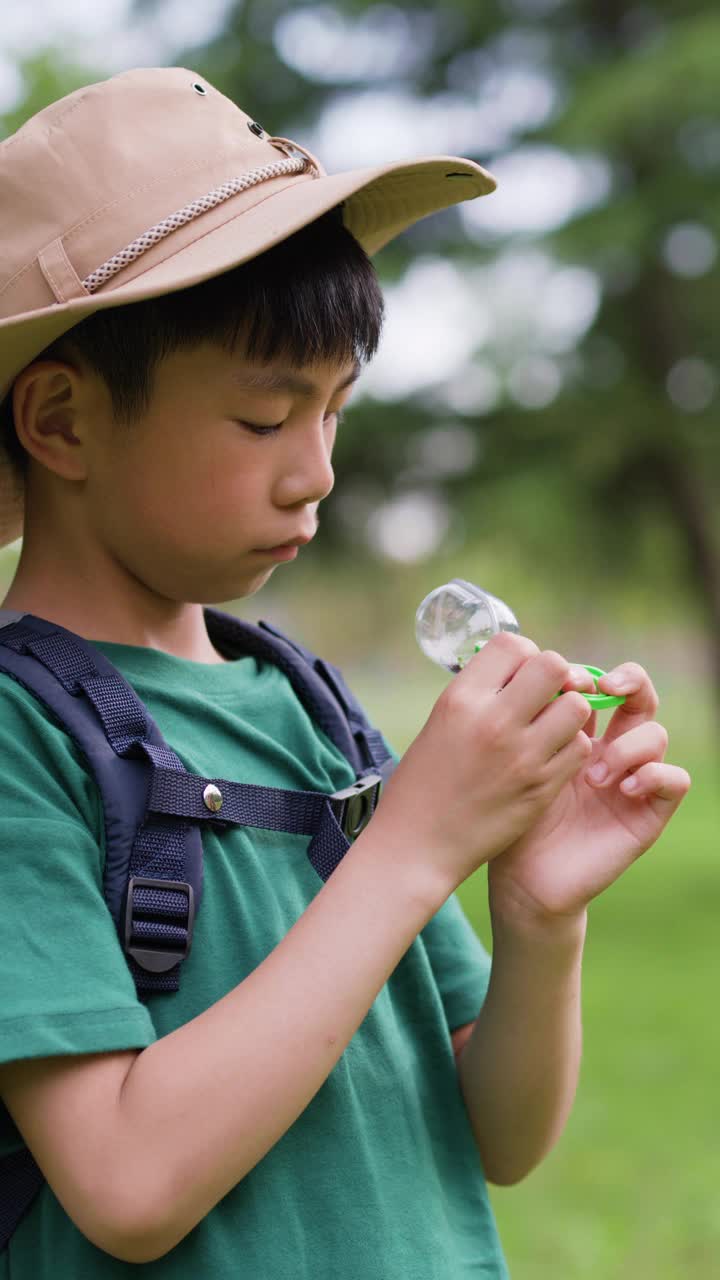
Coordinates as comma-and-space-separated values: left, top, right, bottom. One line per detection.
123, 877, 195, 974
329, 774, 383, 842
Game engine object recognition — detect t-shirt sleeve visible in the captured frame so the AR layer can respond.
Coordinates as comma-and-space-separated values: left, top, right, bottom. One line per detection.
380, 738, 491, 1031
420, 893, 492, 1031
0, 677, 156, 1068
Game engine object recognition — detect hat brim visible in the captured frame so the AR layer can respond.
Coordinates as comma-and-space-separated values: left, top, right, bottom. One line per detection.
0, 153, 495, 547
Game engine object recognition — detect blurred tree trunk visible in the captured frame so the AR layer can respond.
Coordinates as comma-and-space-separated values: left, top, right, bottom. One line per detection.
585, 1, 720, 720
639, 448, 720, 713
621, 261, 720, 718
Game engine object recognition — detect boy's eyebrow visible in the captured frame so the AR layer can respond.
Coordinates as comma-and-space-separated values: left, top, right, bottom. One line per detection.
230, 361, 361, 397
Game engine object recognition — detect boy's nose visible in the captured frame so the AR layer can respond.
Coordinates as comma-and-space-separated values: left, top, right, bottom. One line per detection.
274, 422, 335, 508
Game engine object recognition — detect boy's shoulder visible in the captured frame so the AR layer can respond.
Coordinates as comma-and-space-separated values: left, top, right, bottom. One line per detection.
0, 643, 81, 752
0, 607, 109, 771
0, 639, 107, 878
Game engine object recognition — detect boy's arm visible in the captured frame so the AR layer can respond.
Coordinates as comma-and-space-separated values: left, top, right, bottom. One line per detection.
0, 830, 447, 1264
454, 661, 689, 1185
454, 907, 585, 1186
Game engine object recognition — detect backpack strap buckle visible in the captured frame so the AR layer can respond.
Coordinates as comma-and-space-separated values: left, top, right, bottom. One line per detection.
123, 877, 195, 974
329, 773, 383, 843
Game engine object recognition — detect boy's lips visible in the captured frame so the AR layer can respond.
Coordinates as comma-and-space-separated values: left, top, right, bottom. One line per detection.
253, 533, 315, 553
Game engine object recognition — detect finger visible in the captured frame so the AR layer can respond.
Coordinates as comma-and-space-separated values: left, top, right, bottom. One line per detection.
561, 665, 596, 695
532, 690, 594, 758
546, 728, 594, 787
560, 666, 598, 737
500, 649, 574, 721
461, 630, 539, 693
585, 721, 669, 788
619, 761, 692, 807
598, 662, 660, 744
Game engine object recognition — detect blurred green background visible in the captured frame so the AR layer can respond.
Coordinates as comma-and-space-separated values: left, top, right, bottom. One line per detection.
1, 0, 718, 1274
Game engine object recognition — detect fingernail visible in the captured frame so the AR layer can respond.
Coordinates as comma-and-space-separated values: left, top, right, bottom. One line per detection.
621, 776, 639, 793
587, 761, 608, 784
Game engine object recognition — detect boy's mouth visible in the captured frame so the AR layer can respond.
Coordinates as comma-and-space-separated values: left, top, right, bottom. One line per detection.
252, 544, 300, 561
254, 533, 315, 552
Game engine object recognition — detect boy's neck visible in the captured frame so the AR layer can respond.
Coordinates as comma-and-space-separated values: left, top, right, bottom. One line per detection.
1, 578, 231, 664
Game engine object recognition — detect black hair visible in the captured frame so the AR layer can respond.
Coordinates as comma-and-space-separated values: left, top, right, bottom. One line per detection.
0, 205, 384, 481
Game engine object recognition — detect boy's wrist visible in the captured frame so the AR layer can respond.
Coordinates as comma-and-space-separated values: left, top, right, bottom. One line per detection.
352, 815, 455, 923
489, 890, 588, 954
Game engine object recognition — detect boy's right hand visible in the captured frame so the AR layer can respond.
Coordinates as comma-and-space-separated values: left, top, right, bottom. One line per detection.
372, 632, 594, 894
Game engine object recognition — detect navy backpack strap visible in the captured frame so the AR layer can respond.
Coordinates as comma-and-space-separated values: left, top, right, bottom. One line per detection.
205, 607, 395, 781
135, 606, 391, 879
0, 611, 201, 996
203, 607, 395, 875
144, 758, 383, 883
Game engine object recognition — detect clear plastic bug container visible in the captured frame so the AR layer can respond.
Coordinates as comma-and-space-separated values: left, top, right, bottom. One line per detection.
415, 579, 626, 708
415, 579, 520, 673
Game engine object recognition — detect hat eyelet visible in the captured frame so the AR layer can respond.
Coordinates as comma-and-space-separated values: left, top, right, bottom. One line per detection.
247, 120, 265, 138
192, 82, 207, 96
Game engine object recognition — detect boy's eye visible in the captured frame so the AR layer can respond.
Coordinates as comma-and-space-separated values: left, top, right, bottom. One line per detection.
235, 409, 344, 437
236, 420, 283, 437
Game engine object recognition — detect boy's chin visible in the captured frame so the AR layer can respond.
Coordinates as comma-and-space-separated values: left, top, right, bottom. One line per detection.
183, 561, 281, 606
228, 564, 279, 600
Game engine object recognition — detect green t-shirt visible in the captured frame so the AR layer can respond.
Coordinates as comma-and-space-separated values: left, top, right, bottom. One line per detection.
0, 634, 508, 1279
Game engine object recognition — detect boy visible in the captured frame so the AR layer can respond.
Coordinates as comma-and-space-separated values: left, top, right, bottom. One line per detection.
0, 67, 689, 1277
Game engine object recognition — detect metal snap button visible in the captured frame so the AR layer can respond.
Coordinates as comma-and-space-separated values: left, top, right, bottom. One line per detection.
247, 120, 265, 138
203, 783, 223, 812
192, 82, 207, 95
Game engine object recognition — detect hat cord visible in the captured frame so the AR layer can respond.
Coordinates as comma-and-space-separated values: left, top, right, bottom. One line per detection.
82, 154, 311, 295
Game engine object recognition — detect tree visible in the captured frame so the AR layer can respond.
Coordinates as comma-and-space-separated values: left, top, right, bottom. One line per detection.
166, 0, 719, 703
5, 3, 720, 701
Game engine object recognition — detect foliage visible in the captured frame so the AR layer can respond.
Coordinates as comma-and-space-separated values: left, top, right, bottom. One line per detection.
159, 0, 720, 677
2, 2, 719, 697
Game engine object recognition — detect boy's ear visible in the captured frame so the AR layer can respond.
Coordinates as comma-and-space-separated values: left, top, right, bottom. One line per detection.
12, 359, 91, 481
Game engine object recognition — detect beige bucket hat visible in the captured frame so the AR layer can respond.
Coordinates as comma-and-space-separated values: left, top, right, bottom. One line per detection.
0, 65, 496, 548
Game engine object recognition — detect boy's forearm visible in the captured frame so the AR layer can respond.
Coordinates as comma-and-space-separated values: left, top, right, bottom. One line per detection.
115, 824, 447, 1261
457, 904, 586, 1186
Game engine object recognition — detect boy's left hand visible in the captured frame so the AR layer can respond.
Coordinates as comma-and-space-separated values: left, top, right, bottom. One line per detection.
488, 662, 691, 923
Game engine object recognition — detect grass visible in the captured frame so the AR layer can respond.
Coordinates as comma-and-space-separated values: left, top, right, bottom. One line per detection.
470, 744, 720, 1279
348, 665, 719, 1279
